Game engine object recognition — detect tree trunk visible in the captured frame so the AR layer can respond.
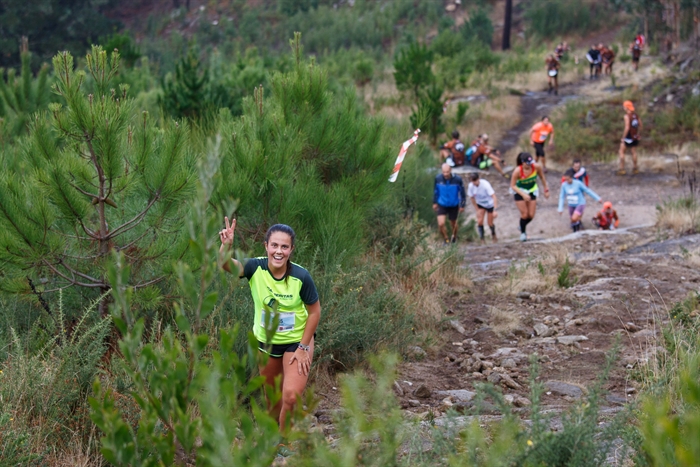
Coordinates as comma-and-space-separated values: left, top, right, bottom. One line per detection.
502, 0, 513, 50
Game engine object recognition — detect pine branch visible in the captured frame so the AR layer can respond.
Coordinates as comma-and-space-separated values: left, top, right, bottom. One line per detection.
107, 195, 159, 239
42, 259, 106, 288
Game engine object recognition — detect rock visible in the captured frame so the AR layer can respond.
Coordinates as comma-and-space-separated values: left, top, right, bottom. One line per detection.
487, 372, 502, 384
623, 322, 641, 332
434, 390, 476, 402
501, 358, 517, 369
513, 327, 531, 338
413, 384, 432, 399
449, 320, 467, 335
557, 335, 588, 345
594, 263, 609, 271
504, 394, 514, 405
517, 291, 534, 300
441, 397, 454, 408
514, 395, 531, 407
633, 329, 655, 338
532, 337, 557, 345
408, 399, 421, 407
500, 373, 522, 389
474, 315, 488, 324
393, 381, 404, 397
471, 372, 486, 381
534, 323, 554, 337
482, 361, 494, 370
407, 345, 427, 360
606, 395, 627, 406
625, 387, 637, 394
565, 318, 585, 328
544, 381, 584, 399
666, 93, 674, 102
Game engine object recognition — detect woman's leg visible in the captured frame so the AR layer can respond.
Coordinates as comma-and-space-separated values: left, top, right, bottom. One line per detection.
476, 208, 486, 240
279, 338, 315, 430
618, 141, 626, 171
527, 200, 538, 220
260, 354, 285, 422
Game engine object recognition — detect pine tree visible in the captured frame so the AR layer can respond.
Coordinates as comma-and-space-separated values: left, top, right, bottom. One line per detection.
0, 37, 51, 141
160, 48, 212, 120
0, 46, 194, 316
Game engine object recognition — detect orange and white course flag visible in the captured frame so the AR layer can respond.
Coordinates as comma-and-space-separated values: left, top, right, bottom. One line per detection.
388, 129, 421, 183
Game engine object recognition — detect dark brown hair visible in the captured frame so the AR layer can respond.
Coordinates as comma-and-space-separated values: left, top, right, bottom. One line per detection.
265, 224, 296, 281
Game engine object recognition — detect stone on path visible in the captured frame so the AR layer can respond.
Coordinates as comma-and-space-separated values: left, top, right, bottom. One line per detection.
545, 381, 584, 399
435, 390, 476, 402
413, 384, 432, 399
449, 320, 467, 335
557, 335, 588, 345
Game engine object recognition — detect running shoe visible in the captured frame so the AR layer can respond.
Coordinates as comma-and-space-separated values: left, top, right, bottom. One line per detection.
451, 235, 457, 243
632, 167, 640, 175
277, 444, 294, 458
492, 234, 498, 243
616, 169, 627, 176
520, 233, 527, 242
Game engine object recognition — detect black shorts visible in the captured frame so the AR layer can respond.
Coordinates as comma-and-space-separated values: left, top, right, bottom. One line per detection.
624, 139, 639, 148
632, 55, 640, 62
533, 142, 545, 157
258, 333, 316, 358
437, 205, 460, 221
476, 204, 494, 213
514, 193, 537, 202
258, 341, 299, 358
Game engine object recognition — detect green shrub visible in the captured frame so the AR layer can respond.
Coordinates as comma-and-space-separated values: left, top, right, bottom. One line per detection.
461, 8, 494, 47
525, 0, 604, 38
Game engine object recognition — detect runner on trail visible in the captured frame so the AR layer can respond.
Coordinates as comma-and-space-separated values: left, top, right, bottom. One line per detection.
472, 134, 508, 178
554, 41, 570, 61
630, 41, 641, 71
433, 163, 467, 244
545, 54, 560, 95
530, 116, 554, 172
586, 44, 601, 79
618, 100, 641, 175
593, 201, 620, 230
440, 130, 466, 167
510, 152, 550, 242
467, 172, 498, 243
561, 159, 589, 186
558, 168, 602, 232
219, 221, 320, 437
601, 44, 615, 75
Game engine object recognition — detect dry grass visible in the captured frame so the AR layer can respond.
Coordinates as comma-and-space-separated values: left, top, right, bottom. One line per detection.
637, 143, 700, 173
656, 200, 700, 234
487, 305, 522, 336
491, 244, 573, 296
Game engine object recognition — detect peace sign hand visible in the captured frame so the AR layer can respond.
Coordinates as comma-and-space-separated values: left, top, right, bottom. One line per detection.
219, 217, 236, 247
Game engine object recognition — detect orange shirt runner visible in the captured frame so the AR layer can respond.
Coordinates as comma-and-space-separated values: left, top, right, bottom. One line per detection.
531, 121, 554, 144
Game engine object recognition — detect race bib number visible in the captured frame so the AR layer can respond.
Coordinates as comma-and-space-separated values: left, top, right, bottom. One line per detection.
567, 195, 578, 204
540, 131, 549, 140
261, 310, 295, 333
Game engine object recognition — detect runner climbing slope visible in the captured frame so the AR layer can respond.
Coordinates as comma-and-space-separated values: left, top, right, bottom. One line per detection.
433, 163, 467, 244
530, 116, 554, 173
545, 54, 560, 95
468, 172, 498, 243
558, 168, 602, 232
619, 100, 641, 175
510, 152, 550, 242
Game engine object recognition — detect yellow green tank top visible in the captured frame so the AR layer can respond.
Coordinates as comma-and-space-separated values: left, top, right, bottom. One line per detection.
516, 166, 538, 193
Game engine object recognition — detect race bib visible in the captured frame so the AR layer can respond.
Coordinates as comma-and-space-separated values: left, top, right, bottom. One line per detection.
540, 131, 549, 140
261, 310, 295, 333
567, 195, 578, 204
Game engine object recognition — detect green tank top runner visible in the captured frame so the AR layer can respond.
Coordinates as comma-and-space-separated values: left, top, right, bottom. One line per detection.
516, 166, 538, 193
